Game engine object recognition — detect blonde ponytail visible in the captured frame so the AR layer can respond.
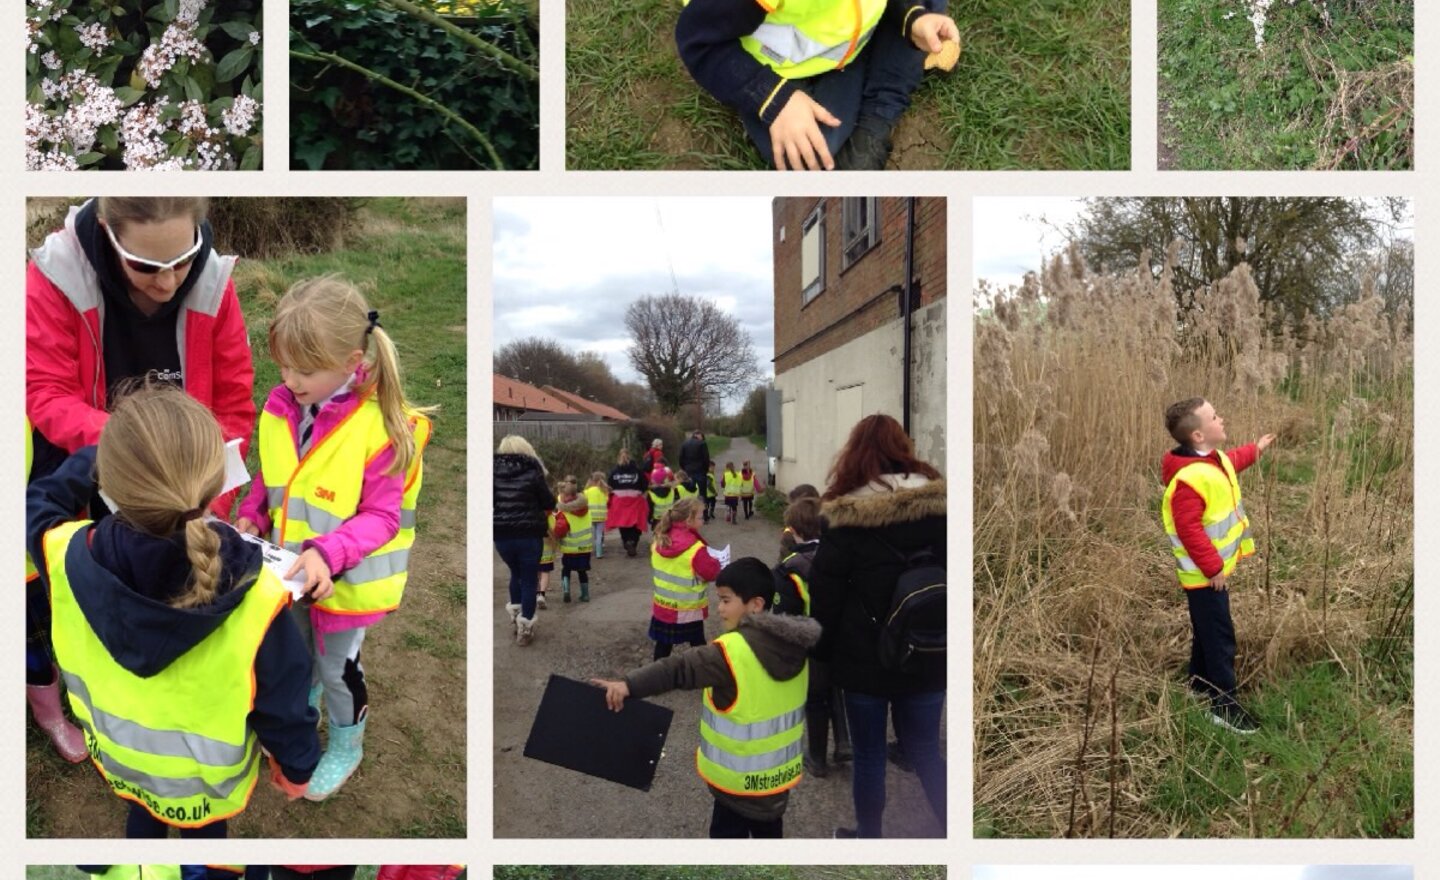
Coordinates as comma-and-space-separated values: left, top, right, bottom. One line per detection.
654, 497, 702, 550
96, 385, 226, 609
270, 275, 434, 477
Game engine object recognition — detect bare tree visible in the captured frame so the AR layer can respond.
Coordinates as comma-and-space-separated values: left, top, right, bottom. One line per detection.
625, 293, 760, 415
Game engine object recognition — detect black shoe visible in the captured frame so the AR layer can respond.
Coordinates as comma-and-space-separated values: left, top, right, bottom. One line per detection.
1210, 704, 1259, 735
832, 746, 852, 764
834, 116, 894, 170
833, 826, 859, 838
804, 755, 829, 778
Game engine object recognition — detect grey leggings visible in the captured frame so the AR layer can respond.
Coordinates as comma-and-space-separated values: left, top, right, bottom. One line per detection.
291, 604, 368, 726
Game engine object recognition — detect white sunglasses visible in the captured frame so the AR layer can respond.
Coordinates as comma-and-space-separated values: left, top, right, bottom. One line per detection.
104, 222, 203, 275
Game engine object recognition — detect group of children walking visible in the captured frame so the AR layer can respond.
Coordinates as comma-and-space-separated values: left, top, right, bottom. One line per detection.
27, 279, 433, 837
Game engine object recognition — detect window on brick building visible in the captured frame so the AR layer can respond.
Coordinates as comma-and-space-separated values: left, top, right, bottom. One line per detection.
841, 197, 880, 269
801, 205, 825, 305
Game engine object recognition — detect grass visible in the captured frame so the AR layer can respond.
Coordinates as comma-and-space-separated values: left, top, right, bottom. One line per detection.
566, 0, 1128, 169
973, 247, 1412, 837
1158, 0, 1413, 169
705, 434, 732, 456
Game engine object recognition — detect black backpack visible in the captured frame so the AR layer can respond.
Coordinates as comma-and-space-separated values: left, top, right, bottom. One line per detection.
870, 535, 946, 676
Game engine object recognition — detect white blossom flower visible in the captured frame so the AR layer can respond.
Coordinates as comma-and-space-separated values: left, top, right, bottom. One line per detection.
42, 50, 62, 70
137, 21, 207, 87
222, 94, 259, 137
75, 21, 110, 52
248, 31, 261, 45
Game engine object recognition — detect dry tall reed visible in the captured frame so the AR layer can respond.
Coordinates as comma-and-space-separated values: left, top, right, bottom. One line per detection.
974, 243, 1413, 837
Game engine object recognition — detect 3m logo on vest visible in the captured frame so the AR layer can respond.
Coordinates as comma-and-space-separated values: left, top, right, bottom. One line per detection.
744, 764, 801, 792
314, 486, 336, 502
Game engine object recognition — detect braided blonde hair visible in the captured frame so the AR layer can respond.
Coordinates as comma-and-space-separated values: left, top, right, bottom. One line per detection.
96, 386, 226, 608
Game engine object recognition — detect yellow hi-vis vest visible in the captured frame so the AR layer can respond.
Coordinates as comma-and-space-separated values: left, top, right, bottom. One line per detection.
675, 482, 698, 501
540, 512, 556, 566
258, 396, 432, 615
696, 630, 807, 796
560, 507, 593, 555
25, 418, 37, 582
778, 552, 811, 615
724, 0, 888, 81
45, 519, 288, 827
740, 473, 756, 498
584, 485, 608, 522
652, 540, 709, 621
1161, 452, 1255, 589
95, 868, 184, 880
648, 486, 676, 520
723, 471, 743, 498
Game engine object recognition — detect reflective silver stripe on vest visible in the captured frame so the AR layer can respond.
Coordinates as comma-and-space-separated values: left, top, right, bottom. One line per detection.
401, 508, 417, 529
63, 672, 249, 767
749, 21, 875, 67
1204, 510, 1244, 540
345, 548, 410, 583
653, 569, 698, 588
287, 497, 346, 534
1213, 532, 1244, 562
698, 738, 802, 772
266, 487, 285, 509
653, 584, 703, 602
701, 704, 805, 741
284, 541, 304, 554
75, 714, 258, 800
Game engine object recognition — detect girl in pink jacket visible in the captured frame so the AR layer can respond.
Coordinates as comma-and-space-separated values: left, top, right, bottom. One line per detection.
236, 277, 434, 802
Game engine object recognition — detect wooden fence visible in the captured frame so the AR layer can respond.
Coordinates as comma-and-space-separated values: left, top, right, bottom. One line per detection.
492, 420, 625, 447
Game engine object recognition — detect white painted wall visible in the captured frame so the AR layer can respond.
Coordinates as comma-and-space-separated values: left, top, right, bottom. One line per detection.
772, 299, 947, 493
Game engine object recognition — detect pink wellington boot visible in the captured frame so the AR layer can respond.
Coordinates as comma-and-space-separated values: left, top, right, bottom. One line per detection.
27, 668, 88, 763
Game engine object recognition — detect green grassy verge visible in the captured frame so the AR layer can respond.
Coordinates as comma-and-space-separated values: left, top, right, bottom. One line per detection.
566, 0, 1127, 169
1158, 0, 1412, 169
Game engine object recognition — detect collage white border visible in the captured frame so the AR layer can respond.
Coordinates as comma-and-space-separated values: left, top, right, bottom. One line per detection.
0, 0, 1430, 874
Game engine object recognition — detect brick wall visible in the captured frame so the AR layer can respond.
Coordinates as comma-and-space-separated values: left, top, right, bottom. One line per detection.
772, 196, 947, 374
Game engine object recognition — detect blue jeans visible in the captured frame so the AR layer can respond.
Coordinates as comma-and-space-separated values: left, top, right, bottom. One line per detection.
495, 536, 542, 619
741, 0, 945, 166
126, 801, 227, 838
844, 689, 947, 837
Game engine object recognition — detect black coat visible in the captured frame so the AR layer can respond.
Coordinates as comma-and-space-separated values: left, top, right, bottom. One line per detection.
678, 436, 710, 482
810, 478, 946, 697
493, 453, 556, 539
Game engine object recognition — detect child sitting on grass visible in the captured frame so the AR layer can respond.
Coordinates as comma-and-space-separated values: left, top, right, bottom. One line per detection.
593, 557, 819, 838
1161, 397, 1275, 735
676, 0, 960, 170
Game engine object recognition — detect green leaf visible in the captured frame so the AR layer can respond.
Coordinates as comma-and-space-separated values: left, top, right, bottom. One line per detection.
220, 20, 258, 40
183, 75, 204, 102
292, 140, 332, 171
114, 86, 146, 107
99, 126, 119, 153
77, 151, 106, 166
239, 144, 262, 171
214, 45, 253, 82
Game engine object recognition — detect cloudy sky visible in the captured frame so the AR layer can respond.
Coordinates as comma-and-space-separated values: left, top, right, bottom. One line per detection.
492, 198, 776, 397
973, 197, 1415, 290
975, 868, 1411, 880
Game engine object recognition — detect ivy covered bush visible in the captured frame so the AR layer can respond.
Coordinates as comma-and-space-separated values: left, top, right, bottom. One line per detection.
25, 0, 263, 171
291, 0, 538, 170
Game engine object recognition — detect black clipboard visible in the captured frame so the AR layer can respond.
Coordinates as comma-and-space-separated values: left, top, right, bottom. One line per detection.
523, 674, 674, 791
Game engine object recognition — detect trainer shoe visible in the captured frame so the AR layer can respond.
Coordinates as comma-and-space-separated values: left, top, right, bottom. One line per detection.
1210, 704, 1259, 735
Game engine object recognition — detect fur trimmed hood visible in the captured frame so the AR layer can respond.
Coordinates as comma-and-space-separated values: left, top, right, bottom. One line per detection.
821, 478, 947, 529
737, 610, 821, 681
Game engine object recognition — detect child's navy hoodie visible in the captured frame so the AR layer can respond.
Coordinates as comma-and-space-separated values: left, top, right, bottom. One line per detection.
28, 447, 320, 784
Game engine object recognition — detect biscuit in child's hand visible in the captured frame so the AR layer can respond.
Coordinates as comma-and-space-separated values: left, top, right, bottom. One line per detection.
924, 38, 961, 72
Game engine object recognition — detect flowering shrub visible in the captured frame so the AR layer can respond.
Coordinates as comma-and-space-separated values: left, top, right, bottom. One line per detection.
26, 0, 263, 171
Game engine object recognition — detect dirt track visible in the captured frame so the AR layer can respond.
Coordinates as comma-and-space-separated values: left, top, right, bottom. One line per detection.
492, 437, 946, 838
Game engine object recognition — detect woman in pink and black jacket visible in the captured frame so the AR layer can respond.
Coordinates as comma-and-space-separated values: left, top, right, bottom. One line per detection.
25, 197, 254, 764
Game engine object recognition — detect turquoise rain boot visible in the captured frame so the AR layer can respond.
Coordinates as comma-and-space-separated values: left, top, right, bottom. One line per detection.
579, 578, 590, 602
561, 574, 571, 603
304, 713, 367, 801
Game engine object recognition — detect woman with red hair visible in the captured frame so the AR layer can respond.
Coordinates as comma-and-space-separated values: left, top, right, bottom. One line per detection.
811, 413, 946, 838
